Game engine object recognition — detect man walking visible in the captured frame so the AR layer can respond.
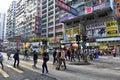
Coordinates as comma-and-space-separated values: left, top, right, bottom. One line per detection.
53, 49, 57, 64
32, 50, 38, 68
42, 49, 49, 73
0, 50, 4, 69
13, 49, 20, 68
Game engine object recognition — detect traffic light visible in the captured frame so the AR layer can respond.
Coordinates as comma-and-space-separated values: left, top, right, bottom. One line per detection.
76, 35, 80, 41
82, 35, 89, 42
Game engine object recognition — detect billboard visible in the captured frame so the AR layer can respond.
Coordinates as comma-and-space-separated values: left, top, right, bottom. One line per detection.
60, 14, 75, 21
106, 20, 118, 37
56, 0, 78, 16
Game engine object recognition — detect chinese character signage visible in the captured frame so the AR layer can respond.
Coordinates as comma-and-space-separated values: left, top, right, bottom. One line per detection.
57, 0, 78, 16
106, 20, 118, 37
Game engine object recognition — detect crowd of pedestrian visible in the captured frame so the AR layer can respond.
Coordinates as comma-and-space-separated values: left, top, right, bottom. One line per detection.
0, 46, 117, 74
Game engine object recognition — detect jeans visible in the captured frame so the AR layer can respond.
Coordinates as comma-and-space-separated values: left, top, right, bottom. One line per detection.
14, 59, 19, 67
42, 60, 48, 73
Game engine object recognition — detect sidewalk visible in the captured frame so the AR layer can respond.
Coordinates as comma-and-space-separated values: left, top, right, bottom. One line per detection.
94, 55, 120, 64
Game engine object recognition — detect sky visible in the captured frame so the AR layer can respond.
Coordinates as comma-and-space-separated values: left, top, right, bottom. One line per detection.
0, 0, 15, 12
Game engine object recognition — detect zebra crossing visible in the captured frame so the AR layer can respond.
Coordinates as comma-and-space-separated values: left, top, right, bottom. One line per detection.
0, 57, 53, 79
0, 53, 57, 79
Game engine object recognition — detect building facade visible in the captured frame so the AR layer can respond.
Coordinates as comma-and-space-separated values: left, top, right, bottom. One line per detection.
60, 0, 120, 53
41, 0, 64, 47
15, 0, 41, 42
6, 1, 17, 41
0, 12, 6, 41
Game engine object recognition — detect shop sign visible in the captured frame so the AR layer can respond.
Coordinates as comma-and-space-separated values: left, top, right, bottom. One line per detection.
57, 0, 78, 16
66, 29, 72, 37
73, 28, 79, 34
68, 37, 73, 41
60, 14, 75, 21
85, 7, 93, 14
51, 38, 59, 43
106, 20, 118, 37
94, 3, 105, 11
86, 22, 105, 30
64, 36, 68, 42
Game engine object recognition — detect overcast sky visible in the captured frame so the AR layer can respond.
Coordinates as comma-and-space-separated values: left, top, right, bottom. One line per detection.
0, 0, 15, 12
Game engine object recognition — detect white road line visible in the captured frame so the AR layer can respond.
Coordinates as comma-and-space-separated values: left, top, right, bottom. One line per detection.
0, 68, 9, 78
5, 64, 23, 73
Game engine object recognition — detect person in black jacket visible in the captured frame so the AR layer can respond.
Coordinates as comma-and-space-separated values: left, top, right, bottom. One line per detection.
53, 49, 57, 64
32, 50, 38, 68
42, 50, 49, 73
13, 49, 20, 68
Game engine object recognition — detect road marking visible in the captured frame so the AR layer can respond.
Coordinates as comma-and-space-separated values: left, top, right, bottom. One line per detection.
0, 69, 9, 78
5, 64, 23, 73
102, 68, 109, 70
21, 64, 41, 74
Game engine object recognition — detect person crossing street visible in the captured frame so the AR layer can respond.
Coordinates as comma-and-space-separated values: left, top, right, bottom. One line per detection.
13, 49, 20, 68
42, 49, 49, 73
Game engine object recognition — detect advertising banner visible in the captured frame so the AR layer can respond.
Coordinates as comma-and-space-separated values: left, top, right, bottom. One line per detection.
66, 29, 72, 36
57, 0, 78, 16
106, 20, 118, 37
60, 14, 75, 22
73, 28, 79, 35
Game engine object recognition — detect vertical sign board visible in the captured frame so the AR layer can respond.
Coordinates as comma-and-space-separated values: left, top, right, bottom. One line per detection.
35, 16, 41, 34
115, 0, 120, 18
57, 0, 78, 16
106, 20, 118, 37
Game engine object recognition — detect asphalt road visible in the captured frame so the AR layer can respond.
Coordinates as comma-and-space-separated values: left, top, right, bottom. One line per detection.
0, 53, 120, 80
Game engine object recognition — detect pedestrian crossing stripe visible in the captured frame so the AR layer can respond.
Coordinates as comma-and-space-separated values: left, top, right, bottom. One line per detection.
0, 69, 9, 78
21, 60, 53, 67
21, 64, 41, 74
5, 64, 23, 73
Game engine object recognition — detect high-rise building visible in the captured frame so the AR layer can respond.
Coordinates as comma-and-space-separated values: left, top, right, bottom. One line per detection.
41, 0, 64, 47
6, 1, 17, 41
0, 12, 6, 42
15, 0, 41, 42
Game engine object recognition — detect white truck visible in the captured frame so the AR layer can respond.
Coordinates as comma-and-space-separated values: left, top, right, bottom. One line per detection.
29, 42, 41, 52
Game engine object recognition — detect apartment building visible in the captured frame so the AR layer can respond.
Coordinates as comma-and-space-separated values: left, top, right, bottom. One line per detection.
0, 12, 6, 42
59, 0, 120, 53
15, 0, 41, 42
6, 1, 17, 41
41, 0, 64, 47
